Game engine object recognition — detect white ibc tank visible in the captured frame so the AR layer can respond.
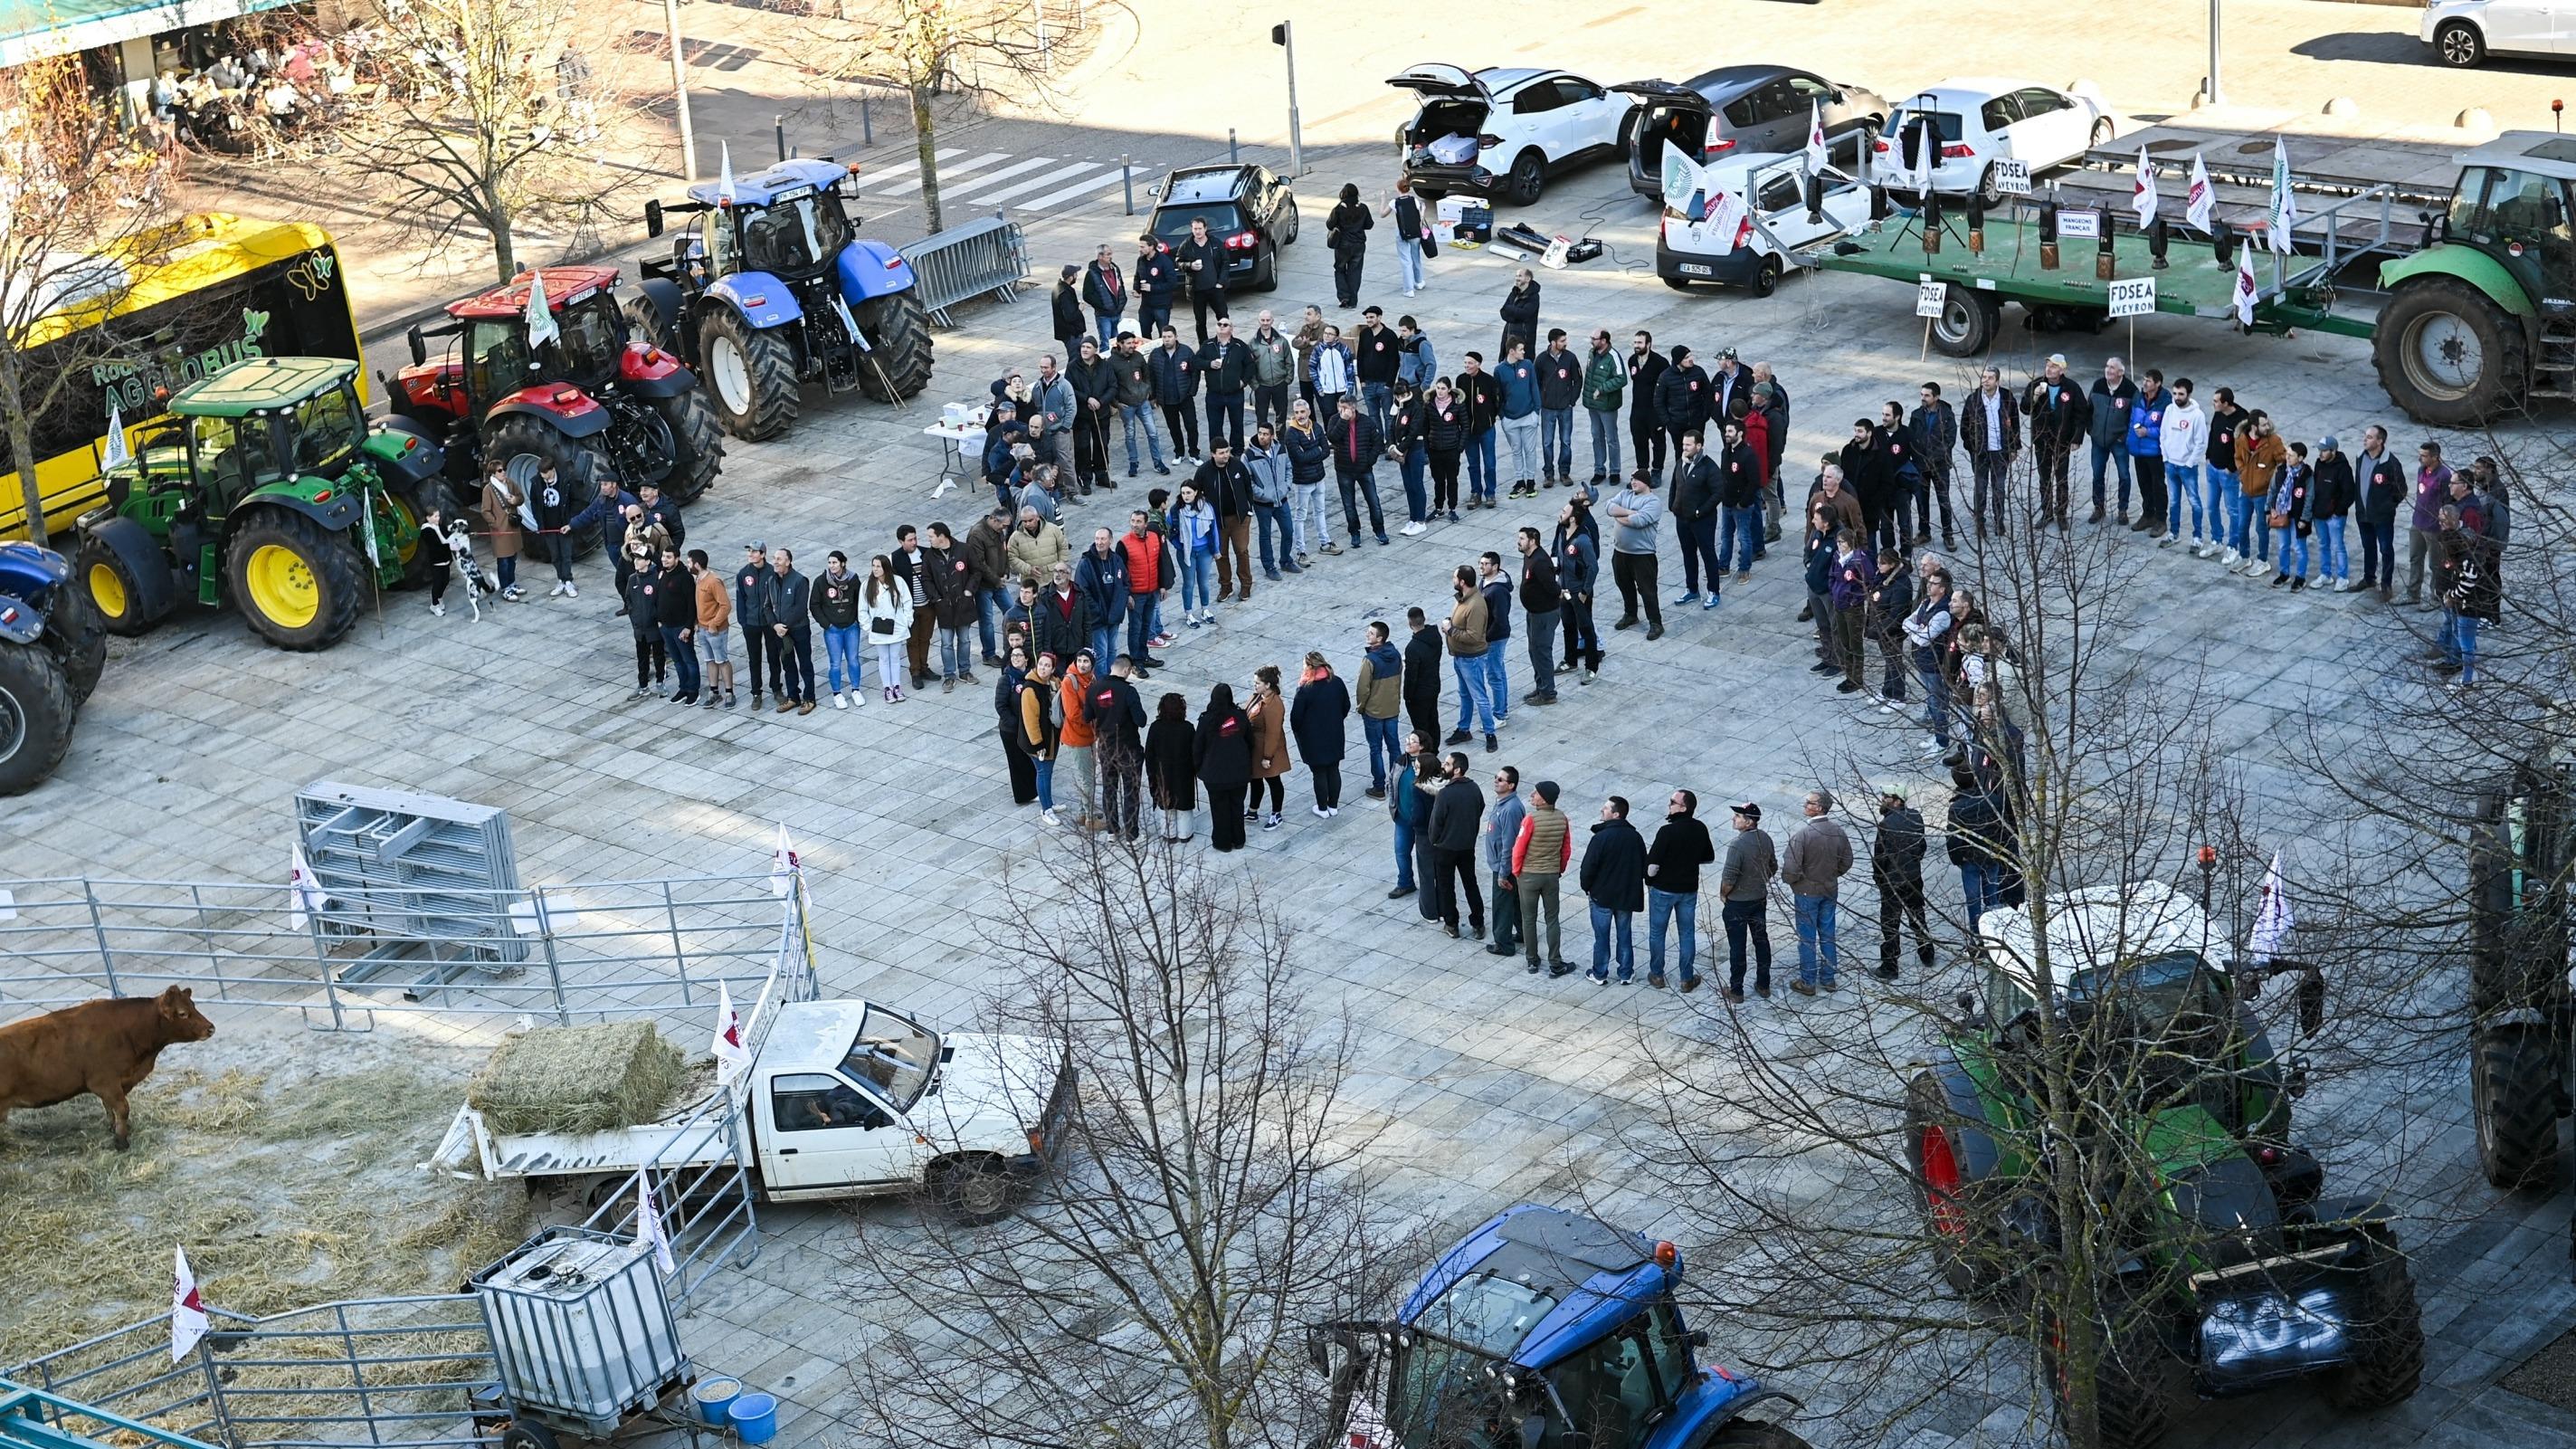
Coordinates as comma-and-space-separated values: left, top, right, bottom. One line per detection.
473, 1228, 687, 1434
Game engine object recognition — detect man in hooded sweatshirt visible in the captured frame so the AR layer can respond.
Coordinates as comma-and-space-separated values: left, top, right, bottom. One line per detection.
1355, 620, 1405, 797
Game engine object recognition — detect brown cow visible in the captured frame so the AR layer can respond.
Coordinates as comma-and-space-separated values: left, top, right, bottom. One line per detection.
0, 987, 216, 1149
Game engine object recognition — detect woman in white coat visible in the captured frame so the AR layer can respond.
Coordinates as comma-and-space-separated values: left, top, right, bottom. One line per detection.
860, 554, 915, 703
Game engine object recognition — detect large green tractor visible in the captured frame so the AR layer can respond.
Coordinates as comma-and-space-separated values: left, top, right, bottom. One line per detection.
2373, 131, 2576, 425
2466, 764, 2575, 1190
71, 356, 445, 652
1903, 882, 2422, 1449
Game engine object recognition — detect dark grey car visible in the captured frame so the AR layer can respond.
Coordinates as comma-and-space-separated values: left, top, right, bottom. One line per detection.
1619, 66, 1887, 198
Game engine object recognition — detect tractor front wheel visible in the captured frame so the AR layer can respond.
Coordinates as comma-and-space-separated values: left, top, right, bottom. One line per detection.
225, 510, 366, 651
75, 519, 176, 639
654, 386, 725, 505
2374, 276, 2527, 426
1697, 1422, 1811, 1449
855, 291, 936, 404
2473, 1022, 2564, 1189
379, 481, 433, 589
698, 308, 801, 442
0, 637, 76, 796
2315, 1232, 2424, 1411
42, 579, 107, 707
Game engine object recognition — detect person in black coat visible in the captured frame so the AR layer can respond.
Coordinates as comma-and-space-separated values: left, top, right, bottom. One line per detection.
1579, 796, 1649, 984
1050, 265, 1088, 359
1425, 752, 1487, 938
1145, 691, 1199, 841
1195, 682, 1255, 852
1326, 183, 1374, 310
1945, 766, 2020, 929
1656, 346, 1709, 475
1626, 331, 1668, 479
1872, 785, 1934, 978
1497, 268, 1540, 361
1080, 244, 1128, 347
1643, 791, 1714, 988
995, 644, 1038, 806
1401, 606, 1445, 747
1288, 653, 1353, 814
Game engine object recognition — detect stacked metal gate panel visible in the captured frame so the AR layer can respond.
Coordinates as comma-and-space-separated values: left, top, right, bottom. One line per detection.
292, 780, 529, 985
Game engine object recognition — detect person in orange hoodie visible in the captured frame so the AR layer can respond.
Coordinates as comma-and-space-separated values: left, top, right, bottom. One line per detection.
688, 548, 735, 708
1055, 649, 1101, 829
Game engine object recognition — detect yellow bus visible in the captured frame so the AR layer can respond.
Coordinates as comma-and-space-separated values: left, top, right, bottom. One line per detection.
2, 213, 365, 541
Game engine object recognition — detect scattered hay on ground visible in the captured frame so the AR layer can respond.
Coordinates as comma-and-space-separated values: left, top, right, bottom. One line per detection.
466, 1020, 689, 1136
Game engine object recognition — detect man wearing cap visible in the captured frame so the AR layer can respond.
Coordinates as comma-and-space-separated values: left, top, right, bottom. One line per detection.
734, 542, 779, 710
1602, 470, 1666, 641
2021, 355, 2086, 529
1781, 789, 1853, 994
1709, 347, 1747, 424
1871, 784, 1934, 980
1716, 802, 1777, 1002
1510, 780, 1575, 976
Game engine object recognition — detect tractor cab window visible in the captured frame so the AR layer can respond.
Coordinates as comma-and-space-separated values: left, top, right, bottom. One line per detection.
1541, 1324, 1659, 1449
687, 209, 733, 281
192, 413, 281, 493
1640, 1301, 1694, 1409
1386, 1273, 1556, 1447
841, 1006, 937, 1111
769, 1072, 889, 1132
738, 190, 852, 279
548, 296, 626, 386
289, 384, 363, 474
467, 319, 533, 399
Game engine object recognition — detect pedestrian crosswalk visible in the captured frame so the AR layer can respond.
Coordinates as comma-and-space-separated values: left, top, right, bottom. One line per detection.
846, 146, 1138, 216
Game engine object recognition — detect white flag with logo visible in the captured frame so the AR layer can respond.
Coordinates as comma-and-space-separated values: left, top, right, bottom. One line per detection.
101, 402, 131, 470
2234, 245, 2259, 327
288, 842, 324, 929
2248, 849, 2296, 963
522, 268, 559, 353
172, 1244, 209, 1362
1802, 100, 1826, 177
2130, 147, 2159, 229
711, 979, 749, 1083
2184, 152, 2213, 235
1910, 121, 1936, 195
718, 140, 735, 206
768, 822, 802, 899
2267, 134, 2298, 254
632, 1169, 676, 1274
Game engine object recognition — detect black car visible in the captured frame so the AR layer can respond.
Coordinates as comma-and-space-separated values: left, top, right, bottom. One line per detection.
1146, 165, 1300, 292
1618, 66, 1887, 199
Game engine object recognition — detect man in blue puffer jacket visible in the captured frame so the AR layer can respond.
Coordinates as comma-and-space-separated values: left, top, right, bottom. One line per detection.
2124, 369, 2170, 535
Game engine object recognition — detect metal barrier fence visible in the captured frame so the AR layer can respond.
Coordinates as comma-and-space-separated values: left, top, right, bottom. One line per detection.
898, 212, 1028, 327
0, 1378, 217, 1449
0, 873, 813, 1033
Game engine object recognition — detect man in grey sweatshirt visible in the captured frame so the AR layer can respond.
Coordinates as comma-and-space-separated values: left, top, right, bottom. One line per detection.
1602, 471, 1666, 640
1781, 788, 1854, 994
1717, 802, 1778, 1001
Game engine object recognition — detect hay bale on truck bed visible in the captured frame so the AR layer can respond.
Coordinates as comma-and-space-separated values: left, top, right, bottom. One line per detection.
467, 1021, 690, 1136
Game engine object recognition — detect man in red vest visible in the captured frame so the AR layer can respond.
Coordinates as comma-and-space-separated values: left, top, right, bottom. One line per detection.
1117, 510, 1174, 673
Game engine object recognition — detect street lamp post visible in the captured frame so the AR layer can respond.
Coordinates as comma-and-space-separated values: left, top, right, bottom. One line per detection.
2207, 0, 2224, 107
1271, 21, 1304, 177
662, 0, 699, 182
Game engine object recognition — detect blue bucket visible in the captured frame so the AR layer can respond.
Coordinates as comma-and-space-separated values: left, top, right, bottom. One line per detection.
689, 1378, 741, 1427
727, 1392, 778, 1444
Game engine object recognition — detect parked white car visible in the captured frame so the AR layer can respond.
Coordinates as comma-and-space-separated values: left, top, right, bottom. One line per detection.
2423, 0, 2573, 66
1657, 144, 1873, 296
1389, 63, 1637, 205
1876, 79, 2118, 203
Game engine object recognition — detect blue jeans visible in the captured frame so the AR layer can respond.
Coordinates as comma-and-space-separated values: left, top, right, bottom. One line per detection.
2441, 608, 2481, 680
1364, 714, 1401, 790
1590, 902, 1635, 981
2088, 440, 2132, 510
1960, 863, 2002, 929
1465, 428, 1498, 500
2316, 516, 2349, 582
1117, 401, 1165, 471
1452, 654, 1495, 733
2223, 484, 2256, 557
1393, 814, 1416, 889
1792, 894, 1838, 987
1089, 622, 1120, 672
1179, 548, 1216, 614
1587, 408, 1621, 481
1718, 505, 1762, 573
1126, 601, 1155, 662
2277, 525, 2307, 578
2205, 466, 2239, 548
1540, 407, 1573, 479
1477, 644, 1510, 721
976, 586, 1010, 660
661, 626, 700, 697
1363, 381, 1393, 436
1916, 656, 1951, 746
1648, 888, 1698, 982
1394, 238, 1425, 291
822, 623, 864, 693
2360, 518, 2396, 586
938, 624, 970, 680
1033, 756, 1054, 810
1401, 445, 1430, 521
1254, 502, 1295, 575
2164, 462, 2201, 540
1093, 310, 1124, 347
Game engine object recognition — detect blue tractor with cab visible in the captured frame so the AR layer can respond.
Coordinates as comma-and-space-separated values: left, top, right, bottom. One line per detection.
1307, 1204, 1808, 1449
632, 157, 936, 442
0, 540, 107, 795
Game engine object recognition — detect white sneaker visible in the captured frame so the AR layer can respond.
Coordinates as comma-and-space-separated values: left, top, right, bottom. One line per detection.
2156, 532, 2176, 548
547, 581, 569, 598
563, 581, 578, 599
430, 601, 446, 616
851, 688, 866, 705
1041, 808, 1061, 825
833, 691, 849, 710
1400, 520, 1427, 536
2219, 548, 2240, 567
1313, 805, 1330, 819
2245, 558, 2271, 577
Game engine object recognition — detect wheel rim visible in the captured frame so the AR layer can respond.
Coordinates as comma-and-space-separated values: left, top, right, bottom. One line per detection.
88, 562, 128, 621
2440, 25, 2476, 63
1934, 293, 1975, 346
1514, 157, 1541, 195
2399, 310, 2484, 403
244, 543, 321, 629
0, 683, 24, 764
384, 491, 422, 568
957, 1166, 1009, 1217
1919, 1125, 1967, 1238
709, 334, 755, 415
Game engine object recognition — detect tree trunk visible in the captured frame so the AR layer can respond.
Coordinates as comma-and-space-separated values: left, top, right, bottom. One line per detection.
913, 84, 941, 234
0, 345, 46, 548
490, 198, 518, 283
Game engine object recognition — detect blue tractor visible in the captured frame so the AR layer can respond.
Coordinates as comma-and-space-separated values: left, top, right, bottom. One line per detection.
632, 157, 936, 442
1307, 1205, 1810, 1449
0, 540, 107, 795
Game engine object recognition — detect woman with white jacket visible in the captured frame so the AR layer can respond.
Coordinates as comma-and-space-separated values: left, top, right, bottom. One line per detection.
860, 554, 915, 703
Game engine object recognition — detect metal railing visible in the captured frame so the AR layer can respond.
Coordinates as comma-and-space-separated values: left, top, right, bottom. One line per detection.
898, 212, 1028, 327
0, 1378, 219, 1449
0, 872, 813, 1034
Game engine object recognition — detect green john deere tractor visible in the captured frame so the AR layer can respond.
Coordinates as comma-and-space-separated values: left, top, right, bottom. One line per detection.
72, 356, 446, 652
1904, 881, 2422, 1449
2466, 764, 2575, 1190
2374, 130, 2576, 425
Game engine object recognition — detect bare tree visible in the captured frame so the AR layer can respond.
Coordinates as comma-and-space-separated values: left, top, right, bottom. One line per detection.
0, 60, 176, 547
1627, 478, 2429, 1449
837, 834, 1393, 1448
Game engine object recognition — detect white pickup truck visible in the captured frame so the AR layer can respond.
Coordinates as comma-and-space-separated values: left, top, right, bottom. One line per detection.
432, 994, 1074, 1224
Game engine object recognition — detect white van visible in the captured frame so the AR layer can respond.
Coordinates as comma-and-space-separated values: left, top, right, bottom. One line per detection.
1656, 148, 1872, 296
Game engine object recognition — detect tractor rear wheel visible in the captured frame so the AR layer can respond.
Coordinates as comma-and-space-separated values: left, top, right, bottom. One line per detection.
2473, 1022, 2564, 1189
1697, 1422, 1811, 1449
483, 414, 615, 518
0, 637, 76, 796
653, 386, 724, 505
75, 519, 175, 638
225, 510, 366, 651
698, 308, 801, 442
2315, 1230, 2423, 1411
1906, 1073, 2007, 1301
2374, 275, 2527, 426
42, 577, 107, 707
855, 291, 936, 404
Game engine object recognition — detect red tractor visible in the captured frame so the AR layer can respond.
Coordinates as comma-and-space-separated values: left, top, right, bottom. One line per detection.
389, 265, 722, 505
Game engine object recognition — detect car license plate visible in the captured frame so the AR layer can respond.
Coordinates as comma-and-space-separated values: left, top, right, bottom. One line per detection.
1678, 263, 1713, 277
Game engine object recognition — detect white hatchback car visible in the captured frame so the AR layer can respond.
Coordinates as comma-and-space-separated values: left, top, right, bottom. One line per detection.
1875, 80, 2118, 203
1389, 63, 1637, 206
2423, 0, 2573, 65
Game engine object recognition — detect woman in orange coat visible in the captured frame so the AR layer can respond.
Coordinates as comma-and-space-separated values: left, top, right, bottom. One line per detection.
1246, 663, 1290, 832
